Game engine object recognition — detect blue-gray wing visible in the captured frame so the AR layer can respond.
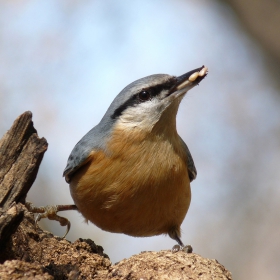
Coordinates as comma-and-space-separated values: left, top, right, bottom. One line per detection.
179, 137, 197, 182
63, 122, 111, 183
63, 140, 93, 183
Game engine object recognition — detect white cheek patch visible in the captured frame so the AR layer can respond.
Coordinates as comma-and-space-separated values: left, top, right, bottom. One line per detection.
116, 99, 167, 130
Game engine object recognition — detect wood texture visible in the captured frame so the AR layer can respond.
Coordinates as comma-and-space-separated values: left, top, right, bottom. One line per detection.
0, 111, 48, 209
0, 111, 47, 248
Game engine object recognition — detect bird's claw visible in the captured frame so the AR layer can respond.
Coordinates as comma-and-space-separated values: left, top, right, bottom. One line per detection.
26, 202, 72, 238
172, 244, 193, 253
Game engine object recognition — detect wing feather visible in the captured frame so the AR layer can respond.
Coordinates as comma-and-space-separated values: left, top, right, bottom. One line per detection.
179, 137, 197, 182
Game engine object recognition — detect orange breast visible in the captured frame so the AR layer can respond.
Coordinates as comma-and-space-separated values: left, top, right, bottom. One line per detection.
70, 127, 191, 237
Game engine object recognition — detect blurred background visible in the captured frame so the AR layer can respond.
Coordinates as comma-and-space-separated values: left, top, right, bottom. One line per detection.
1, 0, 280, 279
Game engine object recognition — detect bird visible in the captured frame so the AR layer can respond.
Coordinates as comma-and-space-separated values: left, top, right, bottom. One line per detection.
29, 65, 208, 252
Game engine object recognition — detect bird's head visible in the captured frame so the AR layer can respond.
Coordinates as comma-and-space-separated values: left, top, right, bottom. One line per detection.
102, 66, 208, 136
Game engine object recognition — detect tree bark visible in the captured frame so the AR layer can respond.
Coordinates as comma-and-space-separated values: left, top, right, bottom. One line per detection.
0, 111, 48, 208
0, 111, 47, 250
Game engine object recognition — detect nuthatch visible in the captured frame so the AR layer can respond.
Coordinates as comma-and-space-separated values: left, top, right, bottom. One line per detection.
30, 66, 208, 251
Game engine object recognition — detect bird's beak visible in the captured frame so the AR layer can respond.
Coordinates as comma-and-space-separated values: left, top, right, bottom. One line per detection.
168, 66, 208, 96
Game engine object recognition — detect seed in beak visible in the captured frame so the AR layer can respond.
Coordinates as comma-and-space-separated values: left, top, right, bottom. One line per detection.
188, 71, 199, 82
198, 66, 208, 77
176, 80, 191, 90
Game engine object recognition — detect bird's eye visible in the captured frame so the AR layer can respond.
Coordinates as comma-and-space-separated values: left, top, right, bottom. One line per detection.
138, 91, 151, 101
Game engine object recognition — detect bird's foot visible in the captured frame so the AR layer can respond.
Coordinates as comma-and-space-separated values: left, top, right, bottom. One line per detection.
172, 244, 193, 253
26, 202, 78, 238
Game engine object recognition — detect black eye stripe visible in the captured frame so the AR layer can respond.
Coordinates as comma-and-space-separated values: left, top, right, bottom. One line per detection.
111, 95, 138, 119
111, 78, 177, 119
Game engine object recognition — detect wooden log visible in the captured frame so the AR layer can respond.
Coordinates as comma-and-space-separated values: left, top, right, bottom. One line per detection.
0, 111, 47, 248
0, 111, 48, 209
